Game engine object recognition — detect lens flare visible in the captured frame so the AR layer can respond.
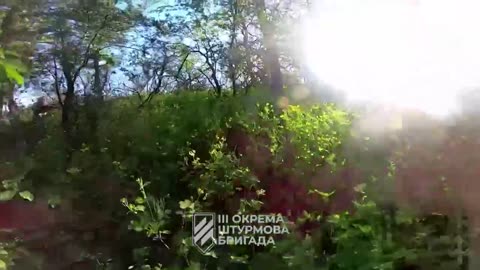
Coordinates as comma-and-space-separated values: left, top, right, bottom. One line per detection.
300, 0, 480, 117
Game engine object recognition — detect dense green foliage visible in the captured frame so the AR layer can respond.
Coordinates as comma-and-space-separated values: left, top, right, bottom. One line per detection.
0, 92, 470, 269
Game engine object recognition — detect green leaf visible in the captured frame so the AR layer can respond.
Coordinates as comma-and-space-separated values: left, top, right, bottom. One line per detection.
179, 199, 193, 209
19, 190, 34, 202
134, 197, 145, 204
3, 63, 24, 85
309, 189, 335, 202
66, 167, 81, 175
0, 259, 5, 270
0, 190, 17, 201
120, 197, 128, 205
357, 224, 372, 234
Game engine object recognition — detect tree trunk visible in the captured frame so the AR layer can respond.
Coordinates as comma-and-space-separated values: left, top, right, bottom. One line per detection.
62, 79, 75, 126
211, 72, 222, 96
255, 0, 283, 98
241, 22, 253, 94
229, 0, 238, 96
62, 76, 76, 163
92, 52, 103, 100
86, 51, 104, 150
230, 62, 237, 96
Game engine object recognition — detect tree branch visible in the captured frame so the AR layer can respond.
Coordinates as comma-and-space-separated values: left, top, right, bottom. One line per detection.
73, 14, 110, 81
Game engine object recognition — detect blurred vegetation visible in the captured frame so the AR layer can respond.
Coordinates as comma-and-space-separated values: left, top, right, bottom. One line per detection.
0, 91, 470, 270
0, 0, 475, 269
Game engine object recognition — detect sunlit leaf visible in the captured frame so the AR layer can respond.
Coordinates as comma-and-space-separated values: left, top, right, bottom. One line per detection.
179, 199, 193, 209
1, 61, 25, 85
19, 190, 34, 202
0, 190, 17, 201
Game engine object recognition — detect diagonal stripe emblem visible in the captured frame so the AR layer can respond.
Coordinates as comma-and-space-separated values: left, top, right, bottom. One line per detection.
194, 218, 207, 233
192, 212, 216, 254
200, 228, 214, 245
194, 219, 214, 244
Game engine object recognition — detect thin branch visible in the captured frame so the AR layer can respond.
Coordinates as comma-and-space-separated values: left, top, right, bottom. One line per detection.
198, 68, 216, 90
73, 14, 110, 81
138, 55, 169, 108
100, 44, 145, 52
175, 52, 190, 79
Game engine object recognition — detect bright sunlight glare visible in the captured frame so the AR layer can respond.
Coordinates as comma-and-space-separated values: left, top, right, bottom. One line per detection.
300, 0, 480, 117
